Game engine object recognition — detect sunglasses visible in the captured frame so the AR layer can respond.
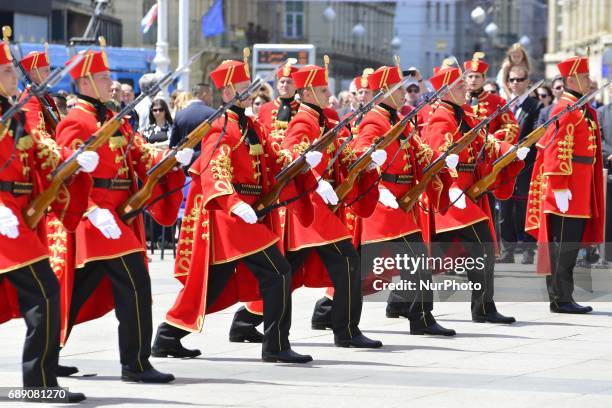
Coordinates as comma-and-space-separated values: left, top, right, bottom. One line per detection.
406, 87, 419, 93
553, 86, 564, 90
152, 108, 164, 112
537, 93, 551, 98
508, 77, 527, 83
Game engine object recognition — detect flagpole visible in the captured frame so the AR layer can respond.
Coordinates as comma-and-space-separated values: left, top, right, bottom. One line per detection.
153, 0, 170, 98
178, 0, 190, 91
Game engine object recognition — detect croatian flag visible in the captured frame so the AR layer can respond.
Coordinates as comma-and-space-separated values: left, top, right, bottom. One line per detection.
141, 3, 158, 34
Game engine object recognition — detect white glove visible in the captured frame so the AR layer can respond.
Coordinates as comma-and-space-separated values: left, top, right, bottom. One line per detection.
445, 154, 459, 170
231, 202, 258, 224
449, 188, 466, 210
367, 149, 388, 170
378, 187, 399, 209
87, 208, 122, 239
0, 206, 19, 239
316, 180, 339, 205
76, 151, 99, 173
304, 151, 323, 168
516, 146, 530, 161
175, 148, 195, 167
553, 189, 572, 213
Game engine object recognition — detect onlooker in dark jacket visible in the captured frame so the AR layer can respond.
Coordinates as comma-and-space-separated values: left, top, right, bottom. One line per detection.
596, 85, 612, 262
536, 76, 564, 126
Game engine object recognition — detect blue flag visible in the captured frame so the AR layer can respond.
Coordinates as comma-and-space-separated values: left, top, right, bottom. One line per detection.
201, 0, 225, 38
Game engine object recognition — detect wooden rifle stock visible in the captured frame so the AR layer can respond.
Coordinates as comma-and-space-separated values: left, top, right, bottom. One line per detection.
22, 118, 123, 229
118, 121, 212, 223
465, 126, 546, 201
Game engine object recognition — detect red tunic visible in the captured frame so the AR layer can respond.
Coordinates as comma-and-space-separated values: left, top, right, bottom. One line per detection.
281, 102, 379, 288
258, 97, 300, 140
19, 90, 61, 139
525, 91, 604, 274
54, 97, 185, 343
423, 101, 523, 238
469, 91, 519, 144
0, 98, 90, 324
166, 107, 316, 333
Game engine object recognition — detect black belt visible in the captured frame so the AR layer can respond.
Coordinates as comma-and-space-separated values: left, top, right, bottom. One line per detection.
572, 155, 595, 164
456, 163, 477, 172
93, 178, 132, 190
381, 173, 413, 184
0, 181, 33, 195
233, 183, 262, 196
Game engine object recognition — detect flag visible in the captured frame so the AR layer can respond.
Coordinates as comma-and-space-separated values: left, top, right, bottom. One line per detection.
201, 0, 225, 38
141, 3, 158, 34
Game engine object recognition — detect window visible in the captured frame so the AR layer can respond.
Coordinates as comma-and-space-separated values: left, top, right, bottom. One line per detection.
435, 1, 440, 26
284, 1, 304, 39
426, 1, 431, 24
445, 3, 450, 31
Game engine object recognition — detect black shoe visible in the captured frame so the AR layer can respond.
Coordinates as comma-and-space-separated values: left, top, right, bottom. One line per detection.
229, 327, 264, 343
311, 320, 333, 330
334, 333, 383, 348
410, 319, 456, 336
521, 252, 534, 264
496, 253, 515, 263
262, 349, 313, 363
472, 311, 516, 324
67, 392, 87, 403
550, 301, 593, 314
385, 304, 409, 319
57, 364, 79, 377
24, 389, 86, 403
121, 367, 175, 383
152, 341, 201, 358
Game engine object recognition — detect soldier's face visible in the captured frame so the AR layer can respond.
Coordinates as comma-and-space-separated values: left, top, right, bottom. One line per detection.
305, 86, 331, 108
0, 63, 18, 97
449, 81, 467, 105
225, 81, 250, 106
567, 73, 591, 94
465, 72, 485, 91
33, 66, 51, 84
277, 76, 296, 98
81, 71, 112, 102
356, 88, 373, 105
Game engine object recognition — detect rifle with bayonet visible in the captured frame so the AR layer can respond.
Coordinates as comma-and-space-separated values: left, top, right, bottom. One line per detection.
22, 49, 204, 229
330, 84, 449, 212
398, 80, 533, 212
466, 79, 606, 201
253, 84, 397, 215
118, 76, 264, 223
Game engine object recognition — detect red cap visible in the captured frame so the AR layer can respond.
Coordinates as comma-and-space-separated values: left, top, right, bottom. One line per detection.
292, 65, 328, 89
210, 60, 251, 89
557, 56, 589, 77
66, 50, 109, 80
277, 59, 298, 79
353, 68, 374, 90
430, 66, 462, 91
367, 66, 402, 90
0, 41, 11, 66
463, 52, 488, 75
20, 50, 50, 72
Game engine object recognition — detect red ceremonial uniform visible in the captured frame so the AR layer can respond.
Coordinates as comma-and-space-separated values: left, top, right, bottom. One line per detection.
525, 89, 604, 273
464, 54, 519, 144
54, 96, 185, 342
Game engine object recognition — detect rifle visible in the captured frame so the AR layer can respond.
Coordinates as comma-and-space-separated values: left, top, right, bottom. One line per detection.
253, 79, 406, 216
22, 49, 205, 229
466, 79, 607, 201
118, 77, 264, 222
398, 81, 533, 212
330, 84, 449, 212
3, 25, 62, 130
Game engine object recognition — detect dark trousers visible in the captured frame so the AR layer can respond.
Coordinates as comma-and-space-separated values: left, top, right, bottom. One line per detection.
546, 215, 587, 303
3, 260, 60, 387
65, 252, 152, 372
371, 232, 434, 321
433, 220, 496, 317
158, 245, 292, 353
290, 239, 362, 339
499, 198, 535, 256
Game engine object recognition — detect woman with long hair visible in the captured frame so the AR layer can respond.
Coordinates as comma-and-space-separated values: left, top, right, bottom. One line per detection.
142, 98, 173, 148
536, 84, 553, 108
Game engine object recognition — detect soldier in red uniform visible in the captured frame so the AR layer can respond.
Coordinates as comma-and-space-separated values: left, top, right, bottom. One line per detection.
424, 63, 529, 324
280, 62, 385, 348
464, 53, 519, 144
0, 37, 97, 402
227, 60, 300, 343
525, 56, 604, 314
55, 49, 190, 383
153, 58, 317, 364
18, 48, 61, 139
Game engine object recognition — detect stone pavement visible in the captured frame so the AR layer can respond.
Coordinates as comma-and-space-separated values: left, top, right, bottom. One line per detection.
1, 253, 611, 407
